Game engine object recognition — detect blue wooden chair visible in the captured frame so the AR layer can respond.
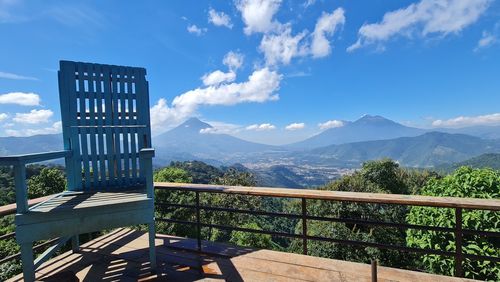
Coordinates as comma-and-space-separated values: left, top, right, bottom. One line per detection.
0, 61, 157, 281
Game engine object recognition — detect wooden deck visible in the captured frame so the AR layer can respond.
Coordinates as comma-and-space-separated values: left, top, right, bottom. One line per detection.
8, 228, 475, 282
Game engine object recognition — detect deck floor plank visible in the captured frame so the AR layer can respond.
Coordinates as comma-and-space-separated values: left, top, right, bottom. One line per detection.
7, 228, 477, 281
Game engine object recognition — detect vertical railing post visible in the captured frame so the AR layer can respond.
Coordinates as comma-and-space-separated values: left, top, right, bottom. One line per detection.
13, 163, 28, 214
371, 260, 377, 282
195, 191, 201, 252
454, 207, 463, 277
302, 198, 307, 255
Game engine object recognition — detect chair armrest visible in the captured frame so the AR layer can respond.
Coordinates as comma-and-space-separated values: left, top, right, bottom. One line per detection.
0, 150, 72, 166
139, 148, 155, 159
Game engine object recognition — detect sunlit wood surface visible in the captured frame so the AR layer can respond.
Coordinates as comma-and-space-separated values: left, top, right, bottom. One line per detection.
8, 228, 476, 281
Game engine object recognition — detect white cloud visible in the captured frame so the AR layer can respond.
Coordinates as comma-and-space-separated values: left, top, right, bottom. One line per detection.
208, 8, 233, 29
303, 0, 316, 8
318, 119, 344, 130
0, 92, 41, 106
0, 113, 8, 122
246, 123, 276, 131
311, 8, 345, 58
348, 0, 491, 52
474, 30, 497, 51
0, 71, 38, 81
5, 121, 62, 137
259, 26, 308, 65
151, 67, 282, 132
200, 127, 218, 134
432, 113, 500, 128
200, 121, 242, 135
223, 51, 244, 71
285, 122, 305, 130
201, 70, 236, 86
236, 0, 282, 35
13, 109, 53, 124
187, 24, 207, 36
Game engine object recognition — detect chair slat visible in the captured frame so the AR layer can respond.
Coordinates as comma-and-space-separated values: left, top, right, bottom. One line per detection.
87, 65, 99, 188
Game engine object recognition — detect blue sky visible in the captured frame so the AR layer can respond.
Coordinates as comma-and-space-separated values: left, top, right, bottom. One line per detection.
0, 0, 499, 145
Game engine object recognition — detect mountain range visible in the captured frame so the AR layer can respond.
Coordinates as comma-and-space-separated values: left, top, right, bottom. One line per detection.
2, 115, 500, 169
289, 115, 426, 148
153, 118, 282, 164
300, 132, 500, 167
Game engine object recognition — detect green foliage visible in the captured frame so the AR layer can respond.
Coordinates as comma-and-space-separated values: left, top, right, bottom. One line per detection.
170, 161, 222, 184
212, 168, 257, 186
27, 167, 66, 199
154, 167, 192, 183
230, 222, 273, 249
0, 260, 22, 281
288, 160, 421, 268
154, 167, 196, 237
407, 167, 500, 280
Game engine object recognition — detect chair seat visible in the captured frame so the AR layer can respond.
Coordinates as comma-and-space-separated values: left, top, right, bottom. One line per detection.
16, 190, 153, 226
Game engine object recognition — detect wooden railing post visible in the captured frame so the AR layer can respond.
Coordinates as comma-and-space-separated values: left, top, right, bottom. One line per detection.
455, 208, 463, 277
195, 191, 201, 252
302, 198, 307, 255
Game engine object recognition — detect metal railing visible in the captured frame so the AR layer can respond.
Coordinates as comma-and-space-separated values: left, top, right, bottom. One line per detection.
154, 182, 500, 278
0, 196, 55, 265
0, 183, 498, 278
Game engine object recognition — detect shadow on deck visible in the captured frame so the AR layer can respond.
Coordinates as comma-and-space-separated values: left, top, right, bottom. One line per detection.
8, 228, 474, 281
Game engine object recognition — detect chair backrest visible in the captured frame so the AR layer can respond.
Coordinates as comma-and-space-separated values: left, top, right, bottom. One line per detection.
58, 61, 152, 191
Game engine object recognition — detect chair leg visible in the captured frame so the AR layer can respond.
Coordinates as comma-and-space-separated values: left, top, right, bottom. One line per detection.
148, 222, 157, 271
20, 242, 35, 282
71, 235, 80, 253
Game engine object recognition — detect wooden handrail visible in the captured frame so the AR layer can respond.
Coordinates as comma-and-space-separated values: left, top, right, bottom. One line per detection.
0, 196, 52, 216
154, 182, 500, 211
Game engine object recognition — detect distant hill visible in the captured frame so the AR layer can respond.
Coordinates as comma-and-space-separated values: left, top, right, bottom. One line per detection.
153, 118, 283, 164
0, 134, 63, 156
289, 115, 425, 149
300, 132, 500, 167
436, 125, 500, 140
437, 153, 500, 172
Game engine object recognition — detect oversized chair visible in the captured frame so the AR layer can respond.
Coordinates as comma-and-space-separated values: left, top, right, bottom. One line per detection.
0, 61, 157, 281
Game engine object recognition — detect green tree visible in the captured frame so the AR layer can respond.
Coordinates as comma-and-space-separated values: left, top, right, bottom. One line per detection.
27, 167, 66, 199
230, 222, 273, 249
154, 167, 193, 183
289, 160, 428, 269
407, 167, 500, 280
153, 167, 196, 237
213, 168, 257, 186
170, 161, 222, 184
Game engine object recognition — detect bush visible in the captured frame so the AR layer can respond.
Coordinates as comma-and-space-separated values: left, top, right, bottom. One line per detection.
407, 167, 500, 280
27, 167, 66, 199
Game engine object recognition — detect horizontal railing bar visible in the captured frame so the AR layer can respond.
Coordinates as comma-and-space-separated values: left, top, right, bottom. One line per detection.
463, 253, 500, 263
306, 215, 455, 233
157, 202, 499, 237
0, 232, 15, 241
201, 205, 302, 219
156, 218, 197, 226
306, 235, 457, 257
0, 252, 20, 265
200, 222, 303, 239
462, 229, 500, 238
157, 217, 500, 260
157, 217, 302, 239
0, 238, 59, 265
156, 202, 195, 209
156, 202, 302, 220
154, 183, 500, 211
